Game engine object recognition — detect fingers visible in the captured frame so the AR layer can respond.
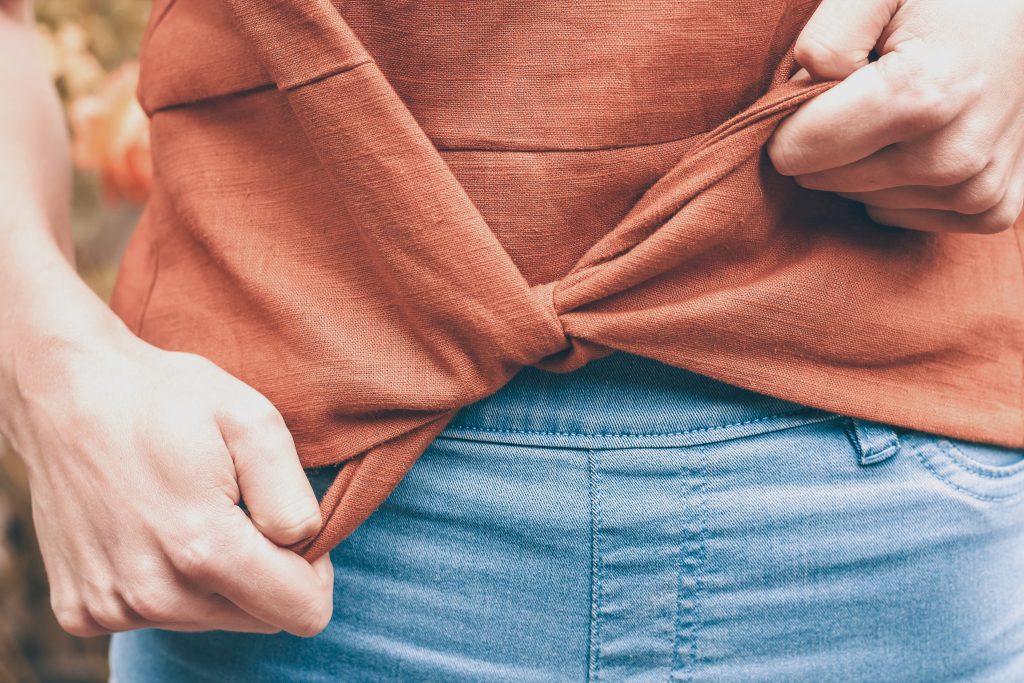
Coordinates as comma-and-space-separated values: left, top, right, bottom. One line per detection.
166, 505, 334, 637
821, 110, 1024, 233
835, 170, 1008, 214
50, 497, 333, 637
217, 394, 323, 547
793, 138, 988, 194
769, 52, 965, 178
134, 593, 284, 634
862, 145, 1024, 234
865, 201, 1023, 234
50, 561, 286, 637
769, 0, 908, 175
794, 0, 897, 81
51, 605, 114, 639
59, 588, 284, 636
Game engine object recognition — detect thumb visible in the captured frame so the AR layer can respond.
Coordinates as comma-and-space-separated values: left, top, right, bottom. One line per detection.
217, 396, 324, 547
794, 0, 898, 82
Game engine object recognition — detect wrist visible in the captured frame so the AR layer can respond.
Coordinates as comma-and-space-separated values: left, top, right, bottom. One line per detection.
0, 248, 136, 444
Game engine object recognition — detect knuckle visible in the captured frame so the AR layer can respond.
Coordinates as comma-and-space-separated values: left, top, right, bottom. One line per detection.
793, 32, 843, 74
52, 600, 98, 637
263, 500, 322, 542
1010, 187, 1024, 221
293, 600, 333, 637
978, 198, 1023, 234
923, 151, 987, 186
952, 169, 1005, 214
56, 613, 99, 637
887, 68, 959, 132
163, 350, 215, 377
224, 396, 286, 438
767, 137, 808, 178
121, 584, 175, 622
248, 398, 286, 430
87, 601, 131, 633
864, 204, 900, 228
899, 107, 945, 137
947, 71, 985, 110
168, 530, 222, 580
935, 129, 991, 185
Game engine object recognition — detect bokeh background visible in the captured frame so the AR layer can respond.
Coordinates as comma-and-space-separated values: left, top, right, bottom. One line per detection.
1, 2, 152, 681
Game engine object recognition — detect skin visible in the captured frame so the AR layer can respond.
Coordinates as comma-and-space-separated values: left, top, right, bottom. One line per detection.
0, 2, 333, 638
0, 0, 1017, 638
768, 0, 1024, 234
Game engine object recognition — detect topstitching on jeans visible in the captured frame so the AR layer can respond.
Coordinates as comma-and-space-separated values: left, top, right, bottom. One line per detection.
444, 407, 825, 439
587, 449, 603, 683
671, 457, 707, 682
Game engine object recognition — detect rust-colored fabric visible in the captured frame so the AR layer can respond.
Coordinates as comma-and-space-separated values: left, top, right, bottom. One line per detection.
110, 0, 1024, 561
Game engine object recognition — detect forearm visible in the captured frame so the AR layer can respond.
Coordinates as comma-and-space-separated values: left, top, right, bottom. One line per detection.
0, 6, 129, 439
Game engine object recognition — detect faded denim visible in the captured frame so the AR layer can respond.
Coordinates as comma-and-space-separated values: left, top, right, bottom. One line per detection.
109, 352, 1024, 682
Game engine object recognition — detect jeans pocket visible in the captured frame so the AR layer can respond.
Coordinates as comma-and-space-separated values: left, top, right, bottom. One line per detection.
888, 423, 1024, 503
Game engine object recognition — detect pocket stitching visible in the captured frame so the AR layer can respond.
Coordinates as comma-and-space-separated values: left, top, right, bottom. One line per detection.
911, 439, 1024, 503
934, 438, 1024, 479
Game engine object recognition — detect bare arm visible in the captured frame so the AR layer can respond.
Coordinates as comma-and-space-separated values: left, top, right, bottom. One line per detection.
0, 2, 334, 638
0, 0, 93, 411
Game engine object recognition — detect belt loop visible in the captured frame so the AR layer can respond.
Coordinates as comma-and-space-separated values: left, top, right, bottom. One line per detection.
843, 416, 901, 466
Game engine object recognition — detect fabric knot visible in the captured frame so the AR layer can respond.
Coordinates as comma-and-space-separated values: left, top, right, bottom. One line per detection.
227, 0, 1001, 568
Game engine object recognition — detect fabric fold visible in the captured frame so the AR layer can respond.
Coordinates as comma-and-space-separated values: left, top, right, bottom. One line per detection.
222, 0, 834, 560
114, 0, 1024, 562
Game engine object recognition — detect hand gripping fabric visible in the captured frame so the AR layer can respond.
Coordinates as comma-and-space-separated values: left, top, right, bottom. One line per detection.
218, 0, 1023, 562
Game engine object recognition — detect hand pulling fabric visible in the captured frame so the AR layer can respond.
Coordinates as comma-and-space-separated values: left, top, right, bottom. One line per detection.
109, 0, 1024, 561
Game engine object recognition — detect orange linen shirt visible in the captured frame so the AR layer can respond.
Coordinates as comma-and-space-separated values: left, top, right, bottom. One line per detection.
109, 0, 1024, 560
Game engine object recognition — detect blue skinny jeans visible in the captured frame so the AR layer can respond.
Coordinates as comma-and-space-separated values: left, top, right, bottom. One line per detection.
110, 352, 1024, 682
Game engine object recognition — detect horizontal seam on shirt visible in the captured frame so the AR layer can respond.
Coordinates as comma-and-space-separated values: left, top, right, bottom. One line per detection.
149, 82, 279, 113
148, 79, 706, 154
148, 60, 375, 114
434, 131, 704, 154
442, 407, 830, 438
280, 58, 376, 91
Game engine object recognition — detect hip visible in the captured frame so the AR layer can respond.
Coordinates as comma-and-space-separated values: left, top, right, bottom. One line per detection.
110, 352, 1024, 682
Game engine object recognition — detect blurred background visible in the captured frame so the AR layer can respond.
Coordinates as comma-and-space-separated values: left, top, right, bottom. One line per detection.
1, 2, 151, 681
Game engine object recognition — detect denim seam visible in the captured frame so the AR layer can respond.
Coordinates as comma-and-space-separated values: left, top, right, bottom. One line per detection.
843, 417, 901, 466
865, 440, 900, 465
587, 449, 603, 683
670, 458, 707, 682
912, 445, 1024, 503
446, 408, 823, 439
694, 456, 708, 677
937, 440, 1024, 479
670, 477, 687, 683
841, 417, 865, 461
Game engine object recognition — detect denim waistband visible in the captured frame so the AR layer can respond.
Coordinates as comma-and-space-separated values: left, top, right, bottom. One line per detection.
441, 352, 843, 449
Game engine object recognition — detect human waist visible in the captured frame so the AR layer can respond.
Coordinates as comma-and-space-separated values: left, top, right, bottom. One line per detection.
442, 351, 841, 450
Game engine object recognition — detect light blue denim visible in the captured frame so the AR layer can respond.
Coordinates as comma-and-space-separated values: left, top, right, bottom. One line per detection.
109, 351, 1024, 682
